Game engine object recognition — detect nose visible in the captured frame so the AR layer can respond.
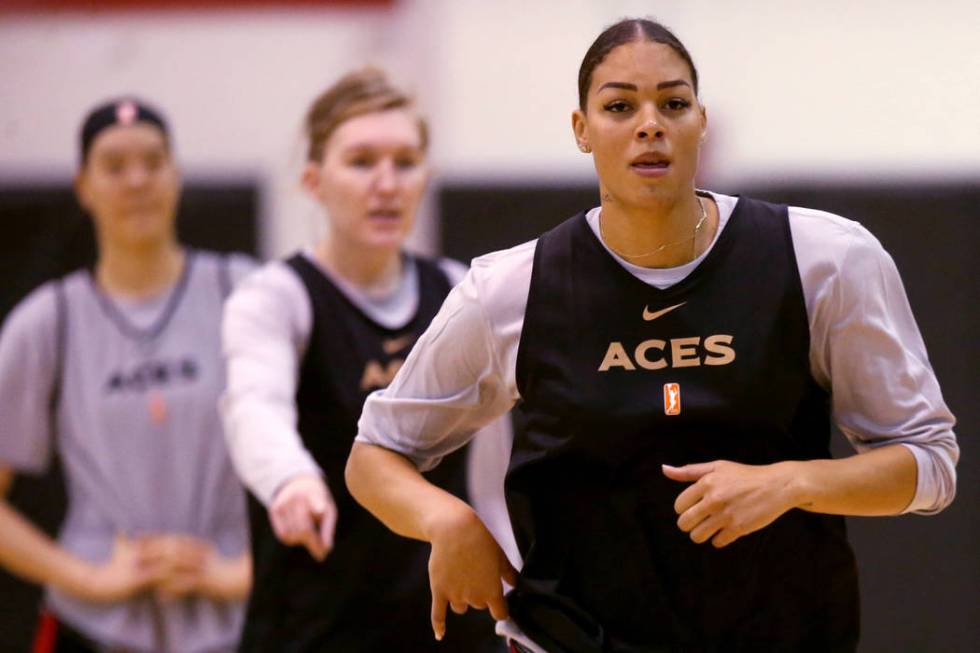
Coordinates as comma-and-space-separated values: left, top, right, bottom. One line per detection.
374, 159, 398, 194
125, 164, 151, 189
635, 109, 665, 141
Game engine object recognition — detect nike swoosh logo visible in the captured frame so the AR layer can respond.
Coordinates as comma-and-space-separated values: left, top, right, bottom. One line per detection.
642, 302, 686, 321
382, 334, 416, 355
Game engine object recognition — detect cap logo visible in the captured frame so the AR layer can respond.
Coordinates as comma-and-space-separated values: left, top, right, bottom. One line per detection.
116, 100, 138, 126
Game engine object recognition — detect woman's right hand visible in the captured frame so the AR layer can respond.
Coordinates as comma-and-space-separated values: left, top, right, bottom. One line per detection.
268, 474, 337, 561
427, 503, 518, 641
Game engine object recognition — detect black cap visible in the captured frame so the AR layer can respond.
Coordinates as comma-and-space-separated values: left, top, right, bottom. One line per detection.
79, 98, 170, 164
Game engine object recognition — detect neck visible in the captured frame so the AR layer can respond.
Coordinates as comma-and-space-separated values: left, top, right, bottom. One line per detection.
314, 233, 402, 295
95, 238, 184, 297
599, 190, 715, 268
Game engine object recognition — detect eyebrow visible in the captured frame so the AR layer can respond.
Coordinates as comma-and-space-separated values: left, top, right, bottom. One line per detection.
597, 79, 691, 92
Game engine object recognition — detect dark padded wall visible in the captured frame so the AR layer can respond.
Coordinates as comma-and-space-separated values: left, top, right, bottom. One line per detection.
0, 182, 258, 651
440, 181, 979, 653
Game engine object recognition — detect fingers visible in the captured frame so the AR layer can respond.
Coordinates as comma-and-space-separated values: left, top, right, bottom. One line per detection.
270, 499, 324, 560
137, 534, 209, 573
487, 593, 510, 621
673, 481, 705, 516
431, 591, 447, 641
662, 462, 716, 482
449, 600, 469, 615
155, 570, 198, 601
711, 527, 741, 549
500, 557, 518, 587
270, 477, 334, 561
318, 499, 338, 555
687, 512, 726, 545
297, 510, 327, 562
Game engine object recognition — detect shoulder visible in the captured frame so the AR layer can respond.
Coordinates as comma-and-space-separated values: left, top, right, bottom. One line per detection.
787, 205, 879, 250
466, 239, 537, 322
787, 204, 891, 275
0, 275, 77, 353
433, 256, 469, 287
191, 249, 260, 287
784, 204, 898, 324
226, 251, 260, 285
226, 257, 308, 315
223, 256, 313, 346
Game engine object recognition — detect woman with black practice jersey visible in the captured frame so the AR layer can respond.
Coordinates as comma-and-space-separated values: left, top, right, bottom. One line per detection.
346, 19, 959, 653
221, 68, 510, 652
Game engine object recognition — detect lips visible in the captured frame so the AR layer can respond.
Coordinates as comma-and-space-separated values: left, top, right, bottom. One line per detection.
630, 152, 670, 168
367, 209, 401, 220
630, 152, 671, 177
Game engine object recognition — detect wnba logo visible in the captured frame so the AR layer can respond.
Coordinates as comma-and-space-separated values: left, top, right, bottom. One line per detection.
663, 383, 681, 415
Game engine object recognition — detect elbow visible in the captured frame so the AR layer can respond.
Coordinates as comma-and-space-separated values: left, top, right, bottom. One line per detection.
344, 443, 367, 508
904, 439, 959, 515
929, 436, 959, 514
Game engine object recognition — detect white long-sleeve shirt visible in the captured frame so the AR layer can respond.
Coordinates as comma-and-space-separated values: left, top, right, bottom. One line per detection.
219, 251, 518, 560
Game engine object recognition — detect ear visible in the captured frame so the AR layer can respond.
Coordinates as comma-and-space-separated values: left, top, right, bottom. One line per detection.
699, 103, 708, 143
300, 161, 321, 198
571, 109, 590, 153
73, 170, 92, 215
172, 164, 183, 197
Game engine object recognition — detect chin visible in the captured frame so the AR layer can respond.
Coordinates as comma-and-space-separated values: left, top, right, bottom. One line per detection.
119, 221, 173, 249
362, 226, 408, 249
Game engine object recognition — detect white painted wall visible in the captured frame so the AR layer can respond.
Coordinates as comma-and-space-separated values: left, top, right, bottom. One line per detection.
2, 0, 978, 257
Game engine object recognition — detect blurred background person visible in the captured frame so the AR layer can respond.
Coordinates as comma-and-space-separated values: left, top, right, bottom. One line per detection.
221, 67, 512, 653
0, 98, 253, 652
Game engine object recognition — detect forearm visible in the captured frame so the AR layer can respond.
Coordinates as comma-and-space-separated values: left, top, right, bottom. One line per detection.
346, 442, 474, 542
791, 444, 917, 516
0, 499, 89, 595
202, 550, 252, 602
221, 396, 321, 506
223, 551, 252, 601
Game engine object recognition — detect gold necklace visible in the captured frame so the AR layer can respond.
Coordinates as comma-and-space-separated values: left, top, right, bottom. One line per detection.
600, 196, 708, 261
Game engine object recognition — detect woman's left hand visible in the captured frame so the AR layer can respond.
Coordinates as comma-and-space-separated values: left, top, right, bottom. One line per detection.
146, 534, 251, 602
662, 460, 803, 548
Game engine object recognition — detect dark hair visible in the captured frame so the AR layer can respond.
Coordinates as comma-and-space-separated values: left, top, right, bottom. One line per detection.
79, 97, 170, 164
578, 18, 699, 111
305, 67, 428, 162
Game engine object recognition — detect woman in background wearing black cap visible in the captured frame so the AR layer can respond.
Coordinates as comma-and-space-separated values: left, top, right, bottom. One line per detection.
0, 99, 254, 652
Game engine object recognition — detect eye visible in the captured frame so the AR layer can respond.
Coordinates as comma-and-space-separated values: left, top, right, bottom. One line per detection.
603, 100, 632, 113
348, 156, 376, 169
103, 159, 125, 175
664, 98, 692, 112
144, 153, 165, 172
395, 155, 420, 170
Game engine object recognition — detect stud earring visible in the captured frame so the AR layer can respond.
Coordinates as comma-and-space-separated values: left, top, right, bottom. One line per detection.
579, 143, 591, 153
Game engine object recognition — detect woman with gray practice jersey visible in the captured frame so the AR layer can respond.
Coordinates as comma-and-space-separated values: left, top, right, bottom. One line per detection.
0, 98, 254, 652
